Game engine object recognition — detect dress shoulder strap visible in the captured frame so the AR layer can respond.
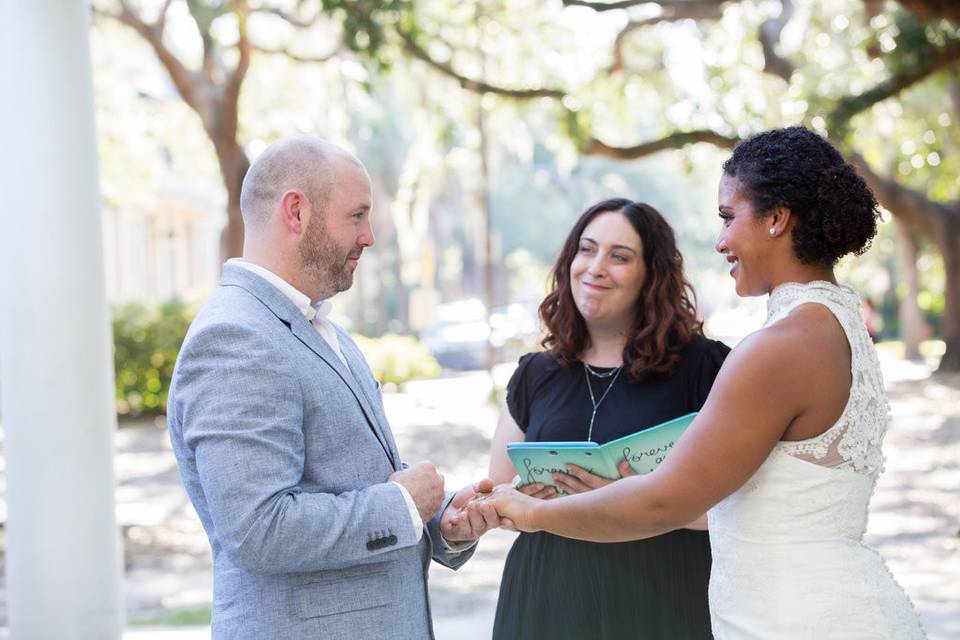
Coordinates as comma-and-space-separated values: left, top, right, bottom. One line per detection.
767, 282, 889, 475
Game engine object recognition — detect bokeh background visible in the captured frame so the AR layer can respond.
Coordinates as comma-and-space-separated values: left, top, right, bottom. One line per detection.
1, 0, 958, 637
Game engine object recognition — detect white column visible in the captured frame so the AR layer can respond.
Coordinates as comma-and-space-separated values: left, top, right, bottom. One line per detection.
0, 1, 123, 638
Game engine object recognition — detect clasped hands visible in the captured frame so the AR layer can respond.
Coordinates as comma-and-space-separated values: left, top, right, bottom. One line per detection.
388, 462, 502, 543
440, 460, 637, 535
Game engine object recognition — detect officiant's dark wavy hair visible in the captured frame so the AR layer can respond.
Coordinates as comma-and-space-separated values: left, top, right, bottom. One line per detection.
540, 199, 703, 380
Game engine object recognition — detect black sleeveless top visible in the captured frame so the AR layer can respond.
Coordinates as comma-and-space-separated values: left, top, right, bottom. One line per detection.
493, 335, 730, 640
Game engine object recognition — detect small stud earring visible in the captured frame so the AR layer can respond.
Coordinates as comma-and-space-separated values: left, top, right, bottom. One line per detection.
769, 228, 776, 237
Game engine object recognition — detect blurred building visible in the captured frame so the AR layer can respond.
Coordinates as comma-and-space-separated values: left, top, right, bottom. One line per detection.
102, 183, 222, 303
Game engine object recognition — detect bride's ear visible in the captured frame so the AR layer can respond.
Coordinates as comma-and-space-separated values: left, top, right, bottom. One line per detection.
767, 205, 792, 239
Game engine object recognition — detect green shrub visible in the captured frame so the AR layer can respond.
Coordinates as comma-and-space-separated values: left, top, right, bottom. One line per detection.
113, 300, 195, 416
112, 301, 438, 415
353, 334, 441, 387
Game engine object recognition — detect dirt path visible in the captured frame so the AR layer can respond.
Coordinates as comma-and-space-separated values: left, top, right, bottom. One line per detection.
866, 369, 959, 637
3, 359, 953, 638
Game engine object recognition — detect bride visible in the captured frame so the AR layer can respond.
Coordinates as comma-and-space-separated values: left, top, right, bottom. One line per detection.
487, 126, 926, 638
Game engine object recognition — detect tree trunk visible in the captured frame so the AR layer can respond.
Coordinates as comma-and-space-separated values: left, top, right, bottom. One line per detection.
846, 153, 960, 372
935, 215, 960, 372
474, 95, 497, 371
894, 220, 923, 360
212, 138, 250, 262
373, 176, 404, 335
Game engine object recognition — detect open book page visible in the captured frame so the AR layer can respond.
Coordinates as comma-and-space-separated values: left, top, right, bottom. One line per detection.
507, 412, 696, 489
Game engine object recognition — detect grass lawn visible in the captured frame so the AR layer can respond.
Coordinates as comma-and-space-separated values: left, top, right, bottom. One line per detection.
129, 606, 211, 626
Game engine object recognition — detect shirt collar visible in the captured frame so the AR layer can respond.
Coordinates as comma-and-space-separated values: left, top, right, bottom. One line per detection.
227, 258, 332, 322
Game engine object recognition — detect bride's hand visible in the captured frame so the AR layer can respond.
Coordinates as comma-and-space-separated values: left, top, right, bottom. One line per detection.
488, 483, 541, 532
552, 460, 636, 495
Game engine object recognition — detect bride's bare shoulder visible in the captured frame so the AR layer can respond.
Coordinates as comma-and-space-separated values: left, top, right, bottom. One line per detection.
728, 304, 849, 385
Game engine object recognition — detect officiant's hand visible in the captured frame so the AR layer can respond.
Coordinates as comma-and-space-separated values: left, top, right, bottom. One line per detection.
552, 460, 636, 495
516, 476, 559, 501
440, 478, 501, 542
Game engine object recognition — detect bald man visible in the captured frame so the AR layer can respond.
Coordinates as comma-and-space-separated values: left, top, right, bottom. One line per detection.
167, 136, 499, 639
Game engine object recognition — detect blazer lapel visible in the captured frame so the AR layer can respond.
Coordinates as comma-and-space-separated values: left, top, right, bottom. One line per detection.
220, 264, 397, 468
335, 328, 402, 467
288, 318, 397, 469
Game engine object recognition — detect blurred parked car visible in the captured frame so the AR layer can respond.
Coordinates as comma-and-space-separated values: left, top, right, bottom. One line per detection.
489, 303, 540, 354
422, 299, 540, 371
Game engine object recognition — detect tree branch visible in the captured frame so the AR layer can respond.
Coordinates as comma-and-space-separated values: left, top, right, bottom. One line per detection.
896, 0, 960, 23
563, 0, 728, 11
251, 42, 342, 63
861, 0, 884, 22
829, 37, 960, 132
609, 21, 642, 73
222, 6, 251, 141
562, 0, 653, 10
250, 4, 322, 29
156, 0, 175, 32
398, 30, 566, 99
582, 128, 740, 159
571, 124, 956, 262
398, 24, 739, 159
608, 2, 727, 72
200, 32, 220, 83
949, 69, 960, 122
845, 152, 957, 238
112, 0, 204, 112
758, 0, 795, 82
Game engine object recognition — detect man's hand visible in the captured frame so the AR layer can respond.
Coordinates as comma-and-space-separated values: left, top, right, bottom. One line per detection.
389, 462, 445, 523
440, 478, 501, 542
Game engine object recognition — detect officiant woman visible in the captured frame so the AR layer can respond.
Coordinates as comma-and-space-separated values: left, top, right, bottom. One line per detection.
486, 198, 729, 639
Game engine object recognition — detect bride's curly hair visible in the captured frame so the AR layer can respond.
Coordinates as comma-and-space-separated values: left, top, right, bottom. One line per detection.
540, 199, 704, 380
722, 126, 880, 266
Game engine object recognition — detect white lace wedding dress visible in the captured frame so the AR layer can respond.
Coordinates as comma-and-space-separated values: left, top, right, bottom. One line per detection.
707, 281, 926, 639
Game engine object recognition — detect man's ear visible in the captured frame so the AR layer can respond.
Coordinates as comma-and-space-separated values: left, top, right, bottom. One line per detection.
279, 190, 308, 235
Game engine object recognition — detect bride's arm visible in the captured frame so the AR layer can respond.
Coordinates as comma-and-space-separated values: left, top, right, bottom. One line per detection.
491, 325, 809, 541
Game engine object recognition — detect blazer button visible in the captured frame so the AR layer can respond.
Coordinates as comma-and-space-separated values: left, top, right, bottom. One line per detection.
366, 540, 380, 551
385, 535, 398, 546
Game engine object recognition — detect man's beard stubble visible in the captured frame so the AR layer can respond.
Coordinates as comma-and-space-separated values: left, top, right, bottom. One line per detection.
299, 217, 354, 296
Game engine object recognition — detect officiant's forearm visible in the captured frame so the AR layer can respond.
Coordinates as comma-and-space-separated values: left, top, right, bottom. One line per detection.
530, 475, 696, 543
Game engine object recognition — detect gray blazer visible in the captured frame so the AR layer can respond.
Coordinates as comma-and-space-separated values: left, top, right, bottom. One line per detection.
167, 264, 473, 639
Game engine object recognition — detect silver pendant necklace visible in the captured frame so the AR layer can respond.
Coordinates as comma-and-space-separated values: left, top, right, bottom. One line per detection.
583, 362, 623, 442
584, 362, 619, 378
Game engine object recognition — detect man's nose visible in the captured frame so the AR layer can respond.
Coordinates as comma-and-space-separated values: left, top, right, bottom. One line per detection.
360, 219, 375, 247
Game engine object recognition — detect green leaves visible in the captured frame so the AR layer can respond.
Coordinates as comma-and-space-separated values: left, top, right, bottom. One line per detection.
113, 300, 196, 416
353, 334, 441, 386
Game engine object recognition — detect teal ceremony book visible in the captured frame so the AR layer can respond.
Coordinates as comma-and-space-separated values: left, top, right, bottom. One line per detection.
507, 412, 697, 488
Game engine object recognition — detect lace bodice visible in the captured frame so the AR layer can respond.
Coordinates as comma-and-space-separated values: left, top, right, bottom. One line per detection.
767, 281, 888, 475
706, 281, 925, 639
